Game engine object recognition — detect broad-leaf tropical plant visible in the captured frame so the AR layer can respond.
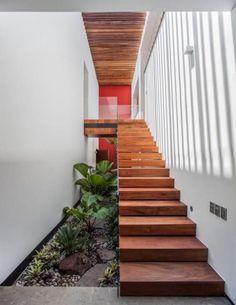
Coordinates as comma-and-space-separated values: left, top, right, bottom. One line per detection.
73, 160, 117, 196
64, 192, 110, 232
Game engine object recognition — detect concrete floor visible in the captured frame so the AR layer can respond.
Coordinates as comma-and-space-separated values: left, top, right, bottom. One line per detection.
0, 287, 232, 305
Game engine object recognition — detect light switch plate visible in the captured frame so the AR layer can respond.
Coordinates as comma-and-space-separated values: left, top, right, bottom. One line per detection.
215, 204, 221, 217
221, 207, 227, 221
210, 202, 215, 214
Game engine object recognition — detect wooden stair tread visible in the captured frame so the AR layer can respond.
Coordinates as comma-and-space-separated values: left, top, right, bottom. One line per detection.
120, 262, 224, 283
119, 177, 174, 188
119, 187, 179, 192
119, 168, 169, 177
119, 177, 173, 181
119, 216, 195, 225
119, 166, 166, 169
119, 236, 207, 250
119, 236, 208, 262
118, 153, 162, 160
119, 160, 166, 168
120, 262, 224, 296
118, 147, 159, 152
119, 200, 185, 206
119, 188, 180, 201
119, 200, 187, 216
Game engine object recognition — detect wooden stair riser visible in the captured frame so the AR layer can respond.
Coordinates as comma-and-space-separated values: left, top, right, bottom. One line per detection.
119, 189, 180, 200
120, 282, 224, 297
119, 141, 155, 147
120, 236, 208, 262
118, 127, 148, 131
118, 153, 162, 160
119, 223, 196, 236
120, 262, 224, 297
118, 131, 150, 135
119, 177, 174, 188
118, 146, 158, 153
119, 168, 169, 177
120, 249, 208, 262
119, 160, 165, 168
119, 201, 186, 216
118, 141, 156, 146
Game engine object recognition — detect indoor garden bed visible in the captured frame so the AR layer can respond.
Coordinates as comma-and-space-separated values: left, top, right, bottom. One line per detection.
15, 160, 119, 287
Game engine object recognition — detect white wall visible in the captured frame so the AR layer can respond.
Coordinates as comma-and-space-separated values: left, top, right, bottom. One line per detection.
232, 5, 236, 61
0, 0, 235, 12
144, 12, 236, 302
0, 12, 98, 283
132, 12, 163, 118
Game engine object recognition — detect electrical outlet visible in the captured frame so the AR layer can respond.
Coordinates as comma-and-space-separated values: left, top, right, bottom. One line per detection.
215, 204, 221, 217
210, 202, 215, 214
221, 207, 227, 221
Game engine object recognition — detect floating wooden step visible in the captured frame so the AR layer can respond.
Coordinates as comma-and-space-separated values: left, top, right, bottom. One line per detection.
118, 152, 162, 160
118, 119, 146, 125
119, 177, 174, 188
118, 126, 148, 130
118, 141, 156, 148
118, 146, 158, 153
119, 236, 208, 262
119, 139, 155, 146
119, 168, 169, 177
119, 216, 196, 236
119, 188, 180, 200
120, 262, 224, 296
119, 160, 165, 168
119, 201, 186, 216
118, 132, 151, 137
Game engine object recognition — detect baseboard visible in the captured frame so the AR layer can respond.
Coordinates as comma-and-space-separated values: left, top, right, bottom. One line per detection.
225, 294, 235, 305
1, 200, 80, 286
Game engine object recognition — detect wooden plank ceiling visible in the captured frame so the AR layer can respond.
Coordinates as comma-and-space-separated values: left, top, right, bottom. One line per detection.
82, 12, 146, 85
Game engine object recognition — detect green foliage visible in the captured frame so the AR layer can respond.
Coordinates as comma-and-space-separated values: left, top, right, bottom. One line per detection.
96, 160, 113, 175
100, 260, 119, 286
25, 259, 44, 279
55, 224, 88, 255
34, 245, 60, 267
74, 160, 117, 196
64, 192, 110, 232
106, 204, 119, 248
73, 163, 92, 178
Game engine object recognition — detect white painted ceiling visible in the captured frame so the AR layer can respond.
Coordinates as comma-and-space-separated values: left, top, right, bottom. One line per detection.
0, 0, 235, 12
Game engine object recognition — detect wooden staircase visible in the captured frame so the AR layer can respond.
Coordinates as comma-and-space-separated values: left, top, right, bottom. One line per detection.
118, 119, 224, 296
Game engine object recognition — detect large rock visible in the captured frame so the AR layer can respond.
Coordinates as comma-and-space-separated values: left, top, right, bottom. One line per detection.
59, 253, 92, 275
78, 264, 107, 287
97, 249, 116, 262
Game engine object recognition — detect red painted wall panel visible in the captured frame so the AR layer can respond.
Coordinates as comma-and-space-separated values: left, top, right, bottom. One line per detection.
99, 86, 131, 167
99, 85, 131, 105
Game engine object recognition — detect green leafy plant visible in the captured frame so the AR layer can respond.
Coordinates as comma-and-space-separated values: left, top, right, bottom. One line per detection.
96, 160, 113, 175
55, 224, 88, 255
100, 260, 119, 286
25, 259, 44, 279
34, 245, 60, 267
64, 192, 110, 232
73, 161, 117, 196
106, 204, 119, 248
